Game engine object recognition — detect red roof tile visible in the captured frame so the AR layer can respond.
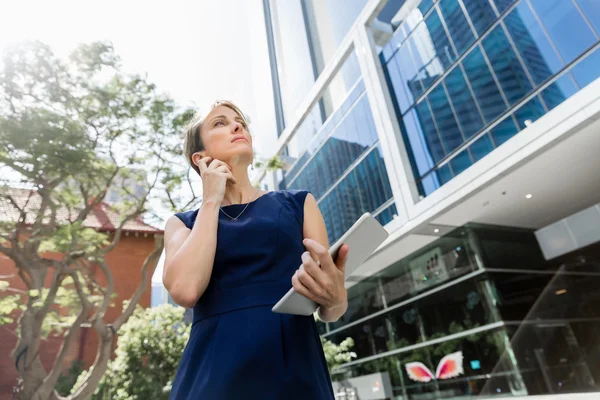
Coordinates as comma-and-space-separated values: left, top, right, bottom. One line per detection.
0, 187, 162, 234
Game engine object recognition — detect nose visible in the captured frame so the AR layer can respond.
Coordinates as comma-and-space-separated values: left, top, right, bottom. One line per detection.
232, 121, 241, 133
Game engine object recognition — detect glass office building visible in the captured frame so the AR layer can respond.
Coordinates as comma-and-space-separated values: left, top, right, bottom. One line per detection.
263, 0, 600, 398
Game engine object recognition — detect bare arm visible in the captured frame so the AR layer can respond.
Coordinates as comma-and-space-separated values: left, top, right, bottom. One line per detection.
294, 193, 349, 323
162, 201, 220, 308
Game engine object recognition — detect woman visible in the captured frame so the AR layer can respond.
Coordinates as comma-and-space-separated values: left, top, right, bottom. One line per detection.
163, 100, 349, 399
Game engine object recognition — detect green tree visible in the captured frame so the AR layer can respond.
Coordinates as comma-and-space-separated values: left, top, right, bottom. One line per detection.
0, 41, 193, 400
73, 304, 190, 400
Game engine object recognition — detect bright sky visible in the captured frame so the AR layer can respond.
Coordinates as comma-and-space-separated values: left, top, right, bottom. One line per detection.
0, 0, 279, 170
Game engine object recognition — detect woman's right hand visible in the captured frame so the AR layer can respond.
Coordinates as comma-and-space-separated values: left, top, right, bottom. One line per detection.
198, 157, 237, 205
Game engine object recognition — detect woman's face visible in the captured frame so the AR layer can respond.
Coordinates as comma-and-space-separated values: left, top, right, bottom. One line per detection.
198, 105, 253, 167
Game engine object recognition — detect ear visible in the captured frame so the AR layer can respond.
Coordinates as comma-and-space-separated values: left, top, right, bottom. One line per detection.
192, 152, 205, 165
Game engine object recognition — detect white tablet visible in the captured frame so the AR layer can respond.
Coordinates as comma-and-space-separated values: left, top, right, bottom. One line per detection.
272, 213, 389, 316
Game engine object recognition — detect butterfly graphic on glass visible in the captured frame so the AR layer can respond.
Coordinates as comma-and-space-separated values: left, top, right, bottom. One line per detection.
405, 351, 464, 382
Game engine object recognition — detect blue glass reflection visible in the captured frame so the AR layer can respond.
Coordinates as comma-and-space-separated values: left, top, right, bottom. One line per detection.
318, 148, 393, 243
470, 133, 495, 162
428, 85, 464, 153
356, 147, 392, 212
570, 47, 600, 89
541, 74, 576, 111
493, 0, 517, 15
437, 164, 454, 184
504, 2, 563, 85
449, 148, 473, 176
490, 116, 519, 146
444, 66, 484, 139
415, 100, 446, 164
424, 7, 457, 70
462, 0, 497, 36
438, 0, 476, 55
483, 25, 533, 106
513, 95, 545, 129
375, 203, 398, 226
463, 46, 507, 123
399, 108, 436, 177
575, 0, 600, 35
529, 0, 596, 64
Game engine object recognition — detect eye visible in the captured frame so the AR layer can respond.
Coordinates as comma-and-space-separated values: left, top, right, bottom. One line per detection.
214, 120, 225, 127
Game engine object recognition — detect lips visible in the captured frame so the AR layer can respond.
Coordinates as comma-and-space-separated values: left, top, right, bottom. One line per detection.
231, 136, 248, 143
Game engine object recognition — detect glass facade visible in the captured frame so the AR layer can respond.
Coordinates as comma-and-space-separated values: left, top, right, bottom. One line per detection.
380, 0, 600, 197
276, 53, 394, 244
263, 1, 600, 399
324, 224, 600, 398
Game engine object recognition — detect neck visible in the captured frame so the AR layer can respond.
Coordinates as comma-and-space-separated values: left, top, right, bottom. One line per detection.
222, 164, 258, 205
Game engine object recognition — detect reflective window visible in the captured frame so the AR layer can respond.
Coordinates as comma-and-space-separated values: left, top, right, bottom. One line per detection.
329, 278, 384, 330
316, 149, 393, 244
285, 89, 376, 199
437, 163, 454, 185
470, 133, 495, 162
492, 0, 518, 15
575, 0, 600, 35
444, 66, 484, 139
269, 0, 316, 126
490, 116, 519, 146
375, 203, 397, 226
462, 46, 507, 123
570, 46, 600, 89
386, 56, 413, 114
327, 314, 392, 359
417, 280, 493, 341
541, 74, 577, 111
462, 0, 498, 36
400, 108, 436, 177
449, 147, 473, 176
355, 146, 392, 213
483, 25, 533, 106
428, 84, 464, 154
409, 8, 455, 95
504, 1, 563, 85
424, 6, 457, 70
438, 0, 476, 55
529, 0, 596, 64
513, 95, 545, 129
415, 100, 446, 164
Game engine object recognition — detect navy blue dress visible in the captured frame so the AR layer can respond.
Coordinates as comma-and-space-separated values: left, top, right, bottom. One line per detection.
170, 190, 335, 400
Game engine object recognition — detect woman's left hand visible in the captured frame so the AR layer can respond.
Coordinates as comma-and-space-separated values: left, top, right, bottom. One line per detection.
292, 238, 349, 311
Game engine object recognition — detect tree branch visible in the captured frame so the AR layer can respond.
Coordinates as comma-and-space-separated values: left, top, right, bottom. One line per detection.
32, 307, 86, 400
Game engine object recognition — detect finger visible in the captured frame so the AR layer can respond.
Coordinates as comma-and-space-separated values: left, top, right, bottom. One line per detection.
292, 271, 320, 304
209, 159, 232, 171
225, 171, 237, 184
297, 265, 325, 300
198, 157, 212, 175
334, 244, 350, 273
214, 166, 237, 184
302, 251, 328, 285
208, 159, 222, 170
303, 238, 334, 272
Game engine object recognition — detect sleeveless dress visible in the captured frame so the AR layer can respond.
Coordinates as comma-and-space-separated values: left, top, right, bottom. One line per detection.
170, 190, 335, 400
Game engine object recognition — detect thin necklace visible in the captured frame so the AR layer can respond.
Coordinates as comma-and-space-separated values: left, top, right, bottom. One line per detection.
219, 187, 261, 222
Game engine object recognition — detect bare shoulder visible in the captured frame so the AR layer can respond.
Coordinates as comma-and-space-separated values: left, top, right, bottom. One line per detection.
165, 215, 190, 244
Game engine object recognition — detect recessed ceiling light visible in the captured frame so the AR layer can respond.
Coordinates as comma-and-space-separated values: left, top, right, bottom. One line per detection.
434, 228, 440, 233
555, 289, 567, 295
525, 194, 533, 199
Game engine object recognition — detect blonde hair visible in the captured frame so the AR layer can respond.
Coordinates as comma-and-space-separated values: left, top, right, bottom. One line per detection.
183, 100, 250, 176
